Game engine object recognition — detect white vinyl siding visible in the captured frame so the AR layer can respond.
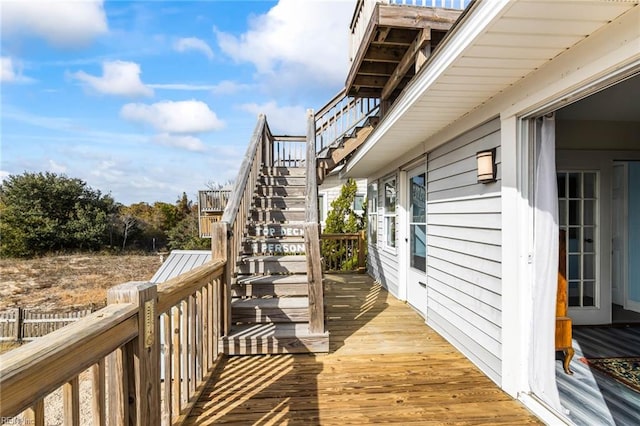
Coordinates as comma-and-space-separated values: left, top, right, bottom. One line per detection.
426, 118, 503, 384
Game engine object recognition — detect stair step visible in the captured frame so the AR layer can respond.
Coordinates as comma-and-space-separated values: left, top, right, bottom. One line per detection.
251, 208, 305, 223
260, 176, 306, 186
253, 196, 306, 209
231, 297, 309, 323
237, 255, 307, 274
233, 274, 308, 297
256, 185, 305, 197
262, 167, 306, 177
247, 223, 306, 238
242, 238, 306, 255
220, 323, 329, 355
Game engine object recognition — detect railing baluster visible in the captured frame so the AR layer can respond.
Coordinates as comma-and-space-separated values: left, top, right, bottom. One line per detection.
24, 399, 44, 426
63, 376, 80, 425
180, 300, 188, 408
196, 290, 203, 384
171, 305, 181, 417
92, 360, 106, 426
162, 312, 171, 425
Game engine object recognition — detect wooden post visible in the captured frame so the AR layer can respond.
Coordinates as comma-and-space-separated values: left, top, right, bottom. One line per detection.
211, 221, 230, 336
16, 307, 23, 342
358, 230, 366, 273
304, 223, 325, 334
107, 281, 161, 426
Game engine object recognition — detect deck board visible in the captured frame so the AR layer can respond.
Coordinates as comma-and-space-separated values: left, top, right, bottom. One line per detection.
186, 274, 541, 425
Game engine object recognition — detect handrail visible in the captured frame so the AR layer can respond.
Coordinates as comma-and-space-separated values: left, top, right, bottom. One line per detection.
0, 259, 228, 426
0, 304, 138, 418
314, 89, 380, 154
222, 115, 267, 225
306, 110, 319, 224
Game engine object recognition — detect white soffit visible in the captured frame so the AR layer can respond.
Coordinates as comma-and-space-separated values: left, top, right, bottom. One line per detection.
344, 0, 637, 177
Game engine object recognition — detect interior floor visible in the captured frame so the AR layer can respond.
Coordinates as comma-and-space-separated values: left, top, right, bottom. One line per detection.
613, 304, 640, 324
556, 325, 640, 425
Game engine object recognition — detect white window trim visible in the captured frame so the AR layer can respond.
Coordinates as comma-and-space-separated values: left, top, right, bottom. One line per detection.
383, 175, 398, 253
367, 183, 378, 247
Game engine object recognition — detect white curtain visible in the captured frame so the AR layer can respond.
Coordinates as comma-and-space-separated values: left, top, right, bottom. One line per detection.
530, 115, 563, 412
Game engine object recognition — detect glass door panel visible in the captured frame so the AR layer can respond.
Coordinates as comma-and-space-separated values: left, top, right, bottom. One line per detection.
557, 171, 598, 308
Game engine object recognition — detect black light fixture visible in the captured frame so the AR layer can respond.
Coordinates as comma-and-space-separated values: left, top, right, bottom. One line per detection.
476, 148, 496, 183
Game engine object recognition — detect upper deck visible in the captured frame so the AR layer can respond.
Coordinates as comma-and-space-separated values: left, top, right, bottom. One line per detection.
346, 0, 468, 105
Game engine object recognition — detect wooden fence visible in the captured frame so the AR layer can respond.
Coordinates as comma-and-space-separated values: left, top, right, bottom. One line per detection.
0, 308, 92, 342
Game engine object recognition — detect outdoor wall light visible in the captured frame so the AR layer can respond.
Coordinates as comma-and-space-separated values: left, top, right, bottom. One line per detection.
476, 148, 496, 183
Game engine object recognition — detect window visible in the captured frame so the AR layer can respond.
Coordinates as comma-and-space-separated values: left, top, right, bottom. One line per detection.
367, 183, 377, 245
383, 177, 397, 249
353, 194, 365, 213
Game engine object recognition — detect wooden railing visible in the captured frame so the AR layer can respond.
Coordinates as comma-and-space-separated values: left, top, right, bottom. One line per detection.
0, 260, 228, 425
349, 0, 469, 63
315, 88, 379, 154
321, 232, 367, 273
269, 135, 306, 168
199, 189, 231, 212
218, 115, 268, 311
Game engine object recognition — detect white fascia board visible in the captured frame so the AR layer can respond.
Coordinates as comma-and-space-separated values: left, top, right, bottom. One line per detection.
342, 0, 513, 178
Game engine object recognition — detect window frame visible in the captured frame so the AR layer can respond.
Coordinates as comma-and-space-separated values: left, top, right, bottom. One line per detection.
382, 175, 397, 251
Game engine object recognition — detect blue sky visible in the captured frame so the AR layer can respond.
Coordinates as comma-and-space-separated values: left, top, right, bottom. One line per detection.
1, 0, 355, 204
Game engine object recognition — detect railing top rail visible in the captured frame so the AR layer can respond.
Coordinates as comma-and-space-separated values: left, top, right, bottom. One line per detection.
222, 114, 268, 224
316, 87, 348, 119
272, 135, 306, 142
156, 259, 225, 313
0, 303, 138, 417
321, 233, 362, 239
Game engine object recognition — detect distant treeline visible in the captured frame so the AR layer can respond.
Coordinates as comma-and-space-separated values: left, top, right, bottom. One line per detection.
0, 172, 209, 258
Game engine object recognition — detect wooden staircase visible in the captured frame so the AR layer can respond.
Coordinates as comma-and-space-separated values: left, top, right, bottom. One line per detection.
317, 115, 379, 183
220, 165, 329, 355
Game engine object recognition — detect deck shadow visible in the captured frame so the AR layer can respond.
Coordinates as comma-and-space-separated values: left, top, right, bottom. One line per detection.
323, 273, 389, 353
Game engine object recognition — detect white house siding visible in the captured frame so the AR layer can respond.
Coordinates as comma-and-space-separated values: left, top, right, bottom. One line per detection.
367, 174, 400, 295
426, 118, 503, 384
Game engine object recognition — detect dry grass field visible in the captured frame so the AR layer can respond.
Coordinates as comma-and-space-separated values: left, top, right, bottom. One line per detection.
0, 254, 162, 312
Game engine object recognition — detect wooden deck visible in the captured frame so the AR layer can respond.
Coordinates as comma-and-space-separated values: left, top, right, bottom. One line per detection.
186, 274, 541, 425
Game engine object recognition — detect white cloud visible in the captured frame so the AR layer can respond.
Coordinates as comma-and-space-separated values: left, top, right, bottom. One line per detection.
1, 57, 17, 82
0, 170, 10, 181
240, 101, 306, 134
1, 0, 108, 48
173, 37, 214, 60
1, 57, 34, 83
152, 134, 207, 152
211, 80, 250, 95
146, 80, 249, 95
215, 0, 354, 88
71, 61, 153, 97
48, 159, 67, 174
120, 100, 225, 133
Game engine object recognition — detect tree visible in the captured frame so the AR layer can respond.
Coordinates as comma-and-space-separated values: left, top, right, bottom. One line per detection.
167, 204, 209, 251
0, 172, 114, 257
324, 179, 365, 234
322, 179, 367, 271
